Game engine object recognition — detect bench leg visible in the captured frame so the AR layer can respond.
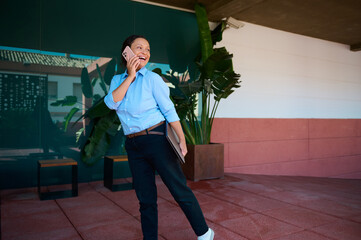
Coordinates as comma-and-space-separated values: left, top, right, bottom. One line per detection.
72, 165, 78, 197
104, 158, 114, 190
37, 163, 42, 198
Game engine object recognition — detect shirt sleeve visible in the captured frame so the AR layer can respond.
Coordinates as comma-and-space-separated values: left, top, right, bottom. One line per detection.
151, 73, 180, 123
104, 75, 123, 110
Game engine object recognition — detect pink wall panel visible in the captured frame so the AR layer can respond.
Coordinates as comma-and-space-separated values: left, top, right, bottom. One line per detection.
356, 137, 361, 154
309, 137, 359, 159
309, 119, 359, 138
227, 140, 308, 167
227, 118, 308, 142
223, 143, 230, 168
357, 120, 361, 136
211, 118, 361, 179
224, 155, 361, 178
210, 118, 230, 143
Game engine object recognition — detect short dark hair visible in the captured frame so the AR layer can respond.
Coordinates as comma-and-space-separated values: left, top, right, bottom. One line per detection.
120, 35, 148, 66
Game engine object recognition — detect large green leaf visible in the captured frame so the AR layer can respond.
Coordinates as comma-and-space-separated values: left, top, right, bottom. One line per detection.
96, 64, 108, 95
63, 107, 80, 131
84, 97, 110, 119
75, 128, 84, 143
91, 77, 99, 87
104, 58, 116, 85
213, 71, 241, 101
93, 94, 102, 104
188, 59, 200, 81
50, 96, 78, 107
195, 3, 213, 63
81, 111, 119, 165
73, 97, 110, 126
202, 48, 233, 79
81, 67, 93, 98
211, 21, 227, 45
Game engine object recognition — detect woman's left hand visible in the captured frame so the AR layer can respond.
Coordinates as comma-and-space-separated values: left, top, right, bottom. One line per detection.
179, 141, 188, 157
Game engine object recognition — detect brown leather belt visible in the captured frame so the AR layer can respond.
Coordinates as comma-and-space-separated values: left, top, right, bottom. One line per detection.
126, 121, 165, 138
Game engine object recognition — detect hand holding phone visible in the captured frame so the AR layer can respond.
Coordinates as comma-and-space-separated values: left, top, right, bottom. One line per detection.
122, 46, 136, 62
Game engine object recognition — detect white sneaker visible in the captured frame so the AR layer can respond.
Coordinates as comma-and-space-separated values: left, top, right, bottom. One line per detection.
198, 228, 214, 240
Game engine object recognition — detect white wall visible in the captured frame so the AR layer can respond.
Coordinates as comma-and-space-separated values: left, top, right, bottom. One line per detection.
214, 22, 361, 119
48, 75, 105, 122
47, 75, 81, 122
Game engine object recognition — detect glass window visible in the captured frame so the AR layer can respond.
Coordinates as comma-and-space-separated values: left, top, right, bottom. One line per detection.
73, 83, 82, 102
48, 81, 58, 100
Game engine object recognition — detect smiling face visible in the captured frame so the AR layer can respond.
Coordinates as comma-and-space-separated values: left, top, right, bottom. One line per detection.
130, 38, 150, 70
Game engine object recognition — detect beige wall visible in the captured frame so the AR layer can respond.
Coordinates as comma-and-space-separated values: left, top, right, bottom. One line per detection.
210, 22, 361, 178
214, 22, 361, 118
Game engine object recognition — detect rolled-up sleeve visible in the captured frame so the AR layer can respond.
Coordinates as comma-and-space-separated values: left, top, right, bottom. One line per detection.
104, 75, 122, 110
152, 74, 180, 122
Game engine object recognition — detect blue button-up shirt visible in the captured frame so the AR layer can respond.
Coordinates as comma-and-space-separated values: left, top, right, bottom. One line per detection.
104, 67, 179, 135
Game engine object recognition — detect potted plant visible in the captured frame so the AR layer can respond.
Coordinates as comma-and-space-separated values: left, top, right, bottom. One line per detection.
155, 3, 241, 181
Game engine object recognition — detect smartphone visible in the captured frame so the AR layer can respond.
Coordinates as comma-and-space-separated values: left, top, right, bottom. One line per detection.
122, 46, 136, 62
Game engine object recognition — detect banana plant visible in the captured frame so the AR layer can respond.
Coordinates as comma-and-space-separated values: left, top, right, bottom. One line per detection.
154, 3, 241, 145
51, 58, 126, 165
50, 58, 116, 132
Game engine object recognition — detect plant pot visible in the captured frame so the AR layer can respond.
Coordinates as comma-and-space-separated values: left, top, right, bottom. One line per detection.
182, 143, 224, 181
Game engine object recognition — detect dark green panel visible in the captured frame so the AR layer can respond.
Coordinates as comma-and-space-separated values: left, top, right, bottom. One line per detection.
0, 0, 201, 189
0, 0, 41, 49
40, 0, 134, 57
133, 1, 200, 69
0, 0, 200, 64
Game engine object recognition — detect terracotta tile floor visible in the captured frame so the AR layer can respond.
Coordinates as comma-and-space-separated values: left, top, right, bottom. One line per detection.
1, 173, 361, 240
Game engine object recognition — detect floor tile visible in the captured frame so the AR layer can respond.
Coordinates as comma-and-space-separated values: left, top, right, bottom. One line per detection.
157, 206, 190, 234
132, 236, 166, 240
2, 209, 74, 239
160, 227, 198, 240
240, 196, 294, 212
62, 202, 132, 227
224, 179, 283, 194
219, 213, 302, 240
201, 199, 253, 222
349, 214, 361, 223
7, 227, 82, 240
193, 190, 218, 205
102, 189, 141, 216
2, 173, 361, 240
272, 230, 332, 240
0, 187, 38, 202
262, 205, 338, 228
208, 222, 248, 240
2, 199, 59, 218
201, 186, 262, 204
77, 217, 142, 240
262, 190, 323, 204
56, 191, 114, 209
297, 198, 361, 218
311, 219, 361, 240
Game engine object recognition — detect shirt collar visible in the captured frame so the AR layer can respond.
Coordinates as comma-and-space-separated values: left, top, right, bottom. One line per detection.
124, 67, 148, 77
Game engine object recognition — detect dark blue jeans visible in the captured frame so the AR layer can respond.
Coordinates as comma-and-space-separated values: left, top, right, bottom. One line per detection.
125, 123, 208, 240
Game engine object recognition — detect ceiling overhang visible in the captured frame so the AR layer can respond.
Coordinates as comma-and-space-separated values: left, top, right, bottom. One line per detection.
141, 0, 361, 51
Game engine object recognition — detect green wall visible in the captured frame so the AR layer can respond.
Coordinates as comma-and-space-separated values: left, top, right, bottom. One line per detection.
0, 0, 200, 67
0, 0, 200, 189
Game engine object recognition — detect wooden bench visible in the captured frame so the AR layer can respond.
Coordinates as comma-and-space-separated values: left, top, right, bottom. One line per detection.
37, 158, 78, 200
104, 155, 133, 191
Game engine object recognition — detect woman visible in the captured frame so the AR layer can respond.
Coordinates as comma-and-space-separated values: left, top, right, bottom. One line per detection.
104, 35, 214, 240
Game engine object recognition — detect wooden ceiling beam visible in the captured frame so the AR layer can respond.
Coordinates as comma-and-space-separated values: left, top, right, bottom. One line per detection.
207, 0, 264, 21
